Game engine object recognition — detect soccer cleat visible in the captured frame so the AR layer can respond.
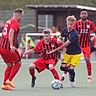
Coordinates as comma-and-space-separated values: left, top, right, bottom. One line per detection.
31, 76, 36, 87
1, 84, 14, 90
60, 83, 63, 88
88, 76, 93, 83
6, 80, 16, 88
70, 82, 76, 88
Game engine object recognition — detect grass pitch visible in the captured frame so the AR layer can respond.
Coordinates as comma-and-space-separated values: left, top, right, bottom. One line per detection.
0, 59, 96, 96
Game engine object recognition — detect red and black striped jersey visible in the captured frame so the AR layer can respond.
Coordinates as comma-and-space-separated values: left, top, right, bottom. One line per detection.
74, 19, 96, 48
0, 18, 20, 49
33, 38, 62, 60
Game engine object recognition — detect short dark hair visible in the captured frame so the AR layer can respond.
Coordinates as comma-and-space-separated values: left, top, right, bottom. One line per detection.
80, 9, 87, 12
43, 29, 50, 34
14, 8, 23, 14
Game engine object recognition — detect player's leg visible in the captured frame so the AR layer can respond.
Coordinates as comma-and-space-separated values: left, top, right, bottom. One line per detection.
29, 58, 45, 87
1, 65, 14, 90
2, 49, 21, 90
2, 62, 21, 89
29, 63, 36, 87
60, 49, 67, 81
68, 54, 81, 87
1, 53, 13, 85
6, 49, 21, 88
68, 65, 76, 87
7, 61, 21, 88
81, 47, 92, 83
48, 63, 63, 88
8, 62, 21, 82
61, 65, 76, 88
49, 64, 60, 80
85, 58, 92, 83
1, 54, 14, 90
60, 53, 71, 81
3, 63, 13, 85
61, 71, 67, 81
60, 54, 81, 87
45, 59, 60, 80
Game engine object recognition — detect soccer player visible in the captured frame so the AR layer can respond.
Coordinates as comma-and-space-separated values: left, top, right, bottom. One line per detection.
0, 8, 24, 90
73, 9, 96, 83
24, 29, 62, 88
49, 15, 81, 87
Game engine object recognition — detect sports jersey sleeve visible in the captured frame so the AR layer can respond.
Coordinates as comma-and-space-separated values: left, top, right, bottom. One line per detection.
61, 28, 66, 37
10, 20, 19, 31
33, 40, 42, 52
61, 28, 68, 42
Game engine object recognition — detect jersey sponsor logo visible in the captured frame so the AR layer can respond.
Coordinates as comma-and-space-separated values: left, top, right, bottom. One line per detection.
80, 29, 88, 33
51, 43, 55, 48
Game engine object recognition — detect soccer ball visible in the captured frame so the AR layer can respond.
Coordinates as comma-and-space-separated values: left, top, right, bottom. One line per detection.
51, 79, 61, 90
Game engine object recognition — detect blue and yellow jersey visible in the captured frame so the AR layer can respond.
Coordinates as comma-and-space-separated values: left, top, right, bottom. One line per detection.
61, 27, 81, 55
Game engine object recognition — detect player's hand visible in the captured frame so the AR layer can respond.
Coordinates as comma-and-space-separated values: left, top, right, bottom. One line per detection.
10, 46, 16, 53
23, 50, 31, 57
23, 51, 29, 56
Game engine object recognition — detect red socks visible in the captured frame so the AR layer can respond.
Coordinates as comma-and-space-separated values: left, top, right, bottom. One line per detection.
86, 62, 92, 76
29, 67, 60, 80
3, 66, 12, 85
50, 68, 60, 80
29, 68, 35, 78
8, 63, 21, 81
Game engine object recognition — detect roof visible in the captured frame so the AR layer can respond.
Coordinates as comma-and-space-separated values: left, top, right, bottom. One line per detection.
26, 5, 96, 11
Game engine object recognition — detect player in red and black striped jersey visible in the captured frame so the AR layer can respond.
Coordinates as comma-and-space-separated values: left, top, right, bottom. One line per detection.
0, 8, 24, 90
24, 29, 62, 88
74, 9, 96, 83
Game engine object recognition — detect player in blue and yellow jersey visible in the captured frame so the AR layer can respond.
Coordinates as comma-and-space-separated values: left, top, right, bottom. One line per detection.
49, 15, 81, 87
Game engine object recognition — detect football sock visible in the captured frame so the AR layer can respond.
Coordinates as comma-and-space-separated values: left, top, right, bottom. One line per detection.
62, 71, 67, 77
8, 63, 21, 81
68, 69, 75, 82
60, 66, 69, 72
86, 62, 92, 76
60, 66, 75, 82
3, 66, 12, 85
50, 68, 60, 80
29, 68, 35, 78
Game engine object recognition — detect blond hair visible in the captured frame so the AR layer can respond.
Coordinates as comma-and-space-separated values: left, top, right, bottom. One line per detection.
66, 15, 76, 23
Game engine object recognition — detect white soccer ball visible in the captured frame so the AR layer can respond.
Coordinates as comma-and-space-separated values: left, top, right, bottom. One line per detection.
51, 79, 61, 90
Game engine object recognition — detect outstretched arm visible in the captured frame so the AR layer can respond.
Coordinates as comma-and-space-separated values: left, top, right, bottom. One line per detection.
23, 49, 35, 57
48, 40, 71, 54
23, 39, 41, 57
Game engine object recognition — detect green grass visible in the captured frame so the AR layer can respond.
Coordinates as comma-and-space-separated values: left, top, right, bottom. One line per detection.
0, 59, 96, 96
